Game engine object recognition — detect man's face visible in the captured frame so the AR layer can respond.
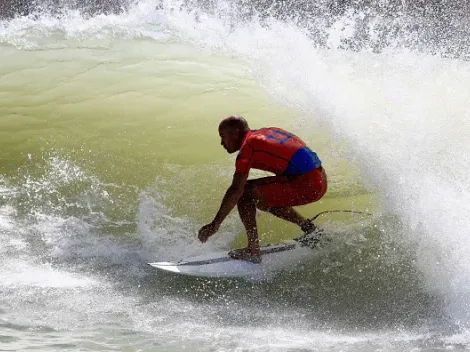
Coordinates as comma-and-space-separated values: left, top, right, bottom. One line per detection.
219, 127, 240, 154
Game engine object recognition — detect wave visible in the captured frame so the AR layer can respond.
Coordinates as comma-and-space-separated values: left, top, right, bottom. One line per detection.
2, 0, 470, 58
1, 0, 470, 335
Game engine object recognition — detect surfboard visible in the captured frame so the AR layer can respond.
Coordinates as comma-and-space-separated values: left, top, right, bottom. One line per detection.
147, 237, 325, 279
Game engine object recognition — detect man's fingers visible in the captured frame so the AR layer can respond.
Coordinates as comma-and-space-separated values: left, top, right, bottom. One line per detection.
198, 230, 207, 243
198, 233, 205, 243
198, 224, 216, 243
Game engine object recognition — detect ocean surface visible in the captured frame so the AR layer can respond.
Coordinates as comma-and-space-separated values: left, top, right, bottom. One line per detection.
2, 1, 470, 350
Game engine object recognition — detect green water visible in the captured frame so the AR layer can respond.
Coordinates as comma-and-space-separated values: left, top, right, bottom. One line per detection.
0, 39, 375, 245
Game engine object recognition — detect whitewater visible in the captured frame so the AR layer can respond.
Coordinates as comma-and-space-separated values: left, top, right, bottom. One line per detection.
1, 0, 470, 350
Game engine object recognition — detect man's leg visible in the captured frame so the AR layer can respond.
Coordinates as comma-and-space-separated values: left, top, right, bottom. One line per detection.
253, 169, 327, 248
231, 183, 261, 262
260, 206, 316, 233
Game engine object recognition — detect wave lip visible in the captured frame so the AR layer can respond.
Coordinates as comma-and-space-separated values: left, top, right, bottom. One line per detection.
2, 0, 470, 57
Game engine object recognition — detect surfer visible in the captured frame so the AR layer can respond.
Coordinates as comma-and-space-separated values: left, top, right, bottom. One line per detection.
198, 116, 327, 263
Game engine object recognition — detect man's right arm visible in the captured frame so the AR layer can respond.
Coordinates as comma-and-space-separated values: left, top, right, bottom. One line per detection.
198, 172, 248, 243
212, 172, 248, 227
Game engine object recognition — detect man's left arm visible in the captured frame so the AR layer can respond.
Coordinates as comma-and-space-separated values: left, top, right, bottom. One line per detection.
198, 172, 248, 243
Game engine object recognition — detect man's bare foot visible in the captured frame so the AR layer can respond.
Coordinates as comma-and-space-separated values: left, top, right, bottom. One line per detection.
228, 248, 262, 264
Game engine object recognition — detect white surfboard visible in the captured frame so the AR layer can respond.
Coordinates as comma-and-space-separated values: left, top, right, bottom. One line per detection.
148, 238, 323, 279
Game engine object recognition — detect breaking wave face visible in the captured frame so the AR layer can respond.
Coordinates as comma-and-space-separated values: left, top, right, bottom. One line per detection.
2, 0, 470, 340
162, 0, 470, 329
121, 0, 470, 329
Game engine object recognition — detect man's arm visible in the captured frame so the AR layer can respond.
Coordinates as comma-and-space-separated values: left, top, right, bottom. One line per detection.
198, 172, 248, 242
213, 172, 248, 226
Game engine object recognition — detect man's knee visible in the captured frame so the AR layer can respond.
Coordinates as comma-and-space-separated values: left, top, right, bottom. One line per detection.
238, 183, 258, 206
241, 184, 275, 212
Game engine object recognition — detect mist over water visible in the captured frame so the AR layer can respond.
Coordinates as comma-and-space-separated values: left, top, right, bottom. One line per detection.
1, 0, 470, 350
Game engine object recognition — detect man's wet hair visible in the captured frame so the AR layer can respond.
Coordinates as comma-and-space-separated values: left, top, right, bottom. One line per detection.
219, 115, 250, 132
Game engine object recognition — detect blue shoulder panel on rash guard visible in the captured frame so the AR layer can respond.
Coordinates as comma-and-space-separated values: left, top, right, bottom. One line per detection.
283, 147, 321, 175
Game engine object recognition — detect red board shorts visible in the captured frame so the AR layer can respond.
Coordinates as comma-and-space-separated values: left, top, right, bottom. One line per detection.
252, 166, 327, 208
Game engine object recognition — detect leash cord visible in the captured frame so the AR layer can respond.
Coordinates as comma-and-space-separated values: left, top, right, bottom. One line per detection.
309, 210, 373, 222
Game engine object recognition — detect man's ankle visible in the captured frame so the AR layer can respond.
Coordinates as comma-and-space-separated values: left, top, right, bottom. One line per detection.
300, 219, 316, 234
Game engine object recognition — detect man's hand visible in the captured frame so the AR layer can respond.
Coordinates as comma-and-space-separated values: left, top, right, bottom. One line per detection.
198, 172, 247, 244
198, 222, 220, 243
